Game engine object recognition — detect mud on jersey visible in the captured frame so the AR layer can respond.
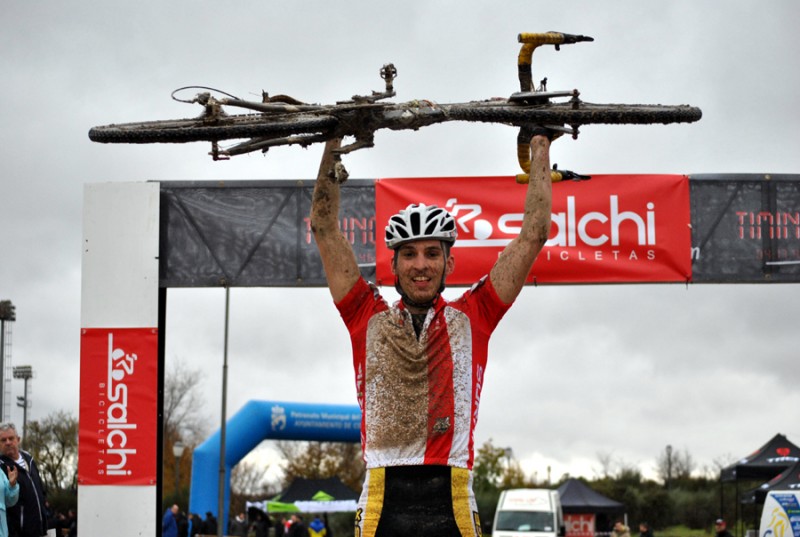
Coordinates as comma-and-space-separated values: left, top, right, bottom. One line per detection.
336, 276, 510, 470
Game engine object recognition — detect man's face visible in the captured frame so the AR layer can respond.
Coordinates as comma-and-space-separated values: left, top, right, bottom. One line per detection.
392, 240, 454, 307
0, 428, 20, 458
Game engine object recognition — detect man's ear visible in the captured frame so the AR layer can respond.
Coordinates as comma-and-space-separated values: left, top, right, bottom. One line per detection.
391, 254, 397, 275
446, 254, 455, 275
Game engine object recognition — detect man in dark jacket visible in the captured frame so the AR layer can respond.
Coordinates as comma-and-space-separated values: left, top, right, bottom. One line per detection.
0, 423, 48, 537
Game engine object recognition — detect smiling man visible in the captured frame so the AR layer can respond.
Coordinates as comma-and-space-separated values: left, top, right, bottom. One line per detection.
309, 129, 554, 537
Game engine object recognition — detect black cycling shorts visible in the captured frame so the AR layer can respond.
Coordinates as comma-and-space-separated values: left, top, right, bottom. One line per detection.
355, 465, 482, 537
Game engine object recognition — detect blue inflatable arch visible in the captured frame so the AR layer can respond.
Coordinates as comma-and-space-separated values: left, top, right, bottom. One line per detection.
189, 400, 361, 527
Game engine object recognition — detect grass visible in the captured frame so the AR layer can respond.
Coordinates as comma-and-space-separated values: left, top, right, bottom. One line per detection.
658, 525, 714, 537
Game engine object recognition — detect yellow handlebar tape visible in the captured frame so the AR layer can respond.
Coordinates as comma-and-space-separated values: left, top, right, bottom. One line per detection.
515, 166, 565, 185
517, 33, 565, 92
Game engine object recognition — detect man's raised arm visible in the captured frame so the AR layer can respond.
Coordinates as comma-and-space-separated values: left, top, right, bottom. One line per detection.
489, 133, 553, 303
310, 138, 361, 302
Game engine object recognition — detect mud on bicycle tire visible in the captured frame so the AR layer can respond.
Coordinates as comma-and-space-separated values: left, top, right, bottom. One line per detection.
446, 102, 702, 126
88, 114, 338, 144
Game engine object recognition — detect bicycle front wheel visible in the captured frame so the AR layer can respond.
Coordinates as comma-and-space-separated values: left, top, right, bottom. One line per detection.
445, 101, 702, 127
88, 113, 339, 144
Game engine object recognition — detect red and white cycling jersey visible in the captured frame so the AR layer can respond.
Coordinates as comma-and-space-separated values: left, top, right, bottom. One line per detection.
336, 275, 510, 470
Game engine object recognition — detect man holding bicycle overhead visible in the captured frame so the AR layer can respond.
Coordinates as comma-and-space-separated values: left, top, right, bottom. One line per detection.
310, 129, 555, 537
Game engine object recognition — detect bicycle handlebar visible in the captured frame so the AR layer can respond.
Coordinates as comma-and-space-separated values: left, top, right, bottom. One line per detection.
517, 32, 594, 92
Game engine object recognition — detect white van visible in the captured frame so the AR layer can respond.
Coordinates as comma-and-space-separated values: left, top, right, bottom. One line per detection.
492, 488, 566, 537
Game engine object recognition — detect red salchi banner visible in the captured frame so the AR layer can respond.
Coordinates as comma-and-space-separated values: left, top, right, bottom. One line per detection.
375, 175, 692, 285
78, 327, 158, 485
565, 514, 596, 537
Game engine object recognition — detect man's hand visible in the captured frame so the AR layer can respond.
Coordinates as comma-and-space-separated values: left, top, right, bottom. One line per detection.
529, 125, 564, 141
7, 463, 17, 487
516, 125, 561, 183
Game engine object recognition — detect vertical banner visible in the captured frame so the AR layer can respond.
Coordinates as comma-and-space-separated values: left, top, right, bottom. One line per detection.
375, 175, 691, 285
78, 327, 158, 485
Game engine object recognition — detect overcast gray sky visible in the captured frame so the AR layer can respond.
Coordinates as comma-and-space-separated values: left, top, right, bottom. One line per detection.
2, 1, 798, 485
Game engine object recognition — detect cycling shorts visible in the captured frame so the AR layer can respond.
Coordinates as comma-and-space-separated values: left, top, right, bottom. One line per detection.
354, 465, 482, 537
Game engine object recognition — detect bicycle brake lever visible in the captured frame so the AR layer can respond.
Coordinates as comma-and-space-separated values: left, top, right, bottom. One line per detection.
554, 32, 594, 45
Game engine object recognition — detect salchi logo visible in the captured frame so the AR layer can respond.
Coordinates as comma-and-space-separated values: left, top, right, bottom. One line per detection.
99, 333, 138, 476
445, 195, 656, 249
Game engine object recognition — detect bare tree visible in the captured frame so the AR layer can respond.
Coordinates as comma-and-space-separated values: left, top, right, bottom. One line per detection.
594, 450, 616, 479
163, 357, 211, 499
163, 356, 209, 445
24, 410, 78, 492
655, 444, 696, 486
231, 460, 273, 496
276, 441, 365, 492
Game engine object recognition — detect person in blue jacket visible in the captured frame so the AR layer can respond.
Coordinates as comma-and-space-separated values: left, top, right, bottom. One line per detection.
162, 504, 179, 537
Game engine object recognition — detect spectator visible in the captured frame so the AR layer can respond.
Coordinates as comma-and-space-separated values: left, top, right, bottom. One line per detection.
612, 521, 631, 537
287, 515, 306, 537
204, 512, 217, 536
250, 512, 271, 537
715, 519, 733, 537
188, 513, 203, 537
162, 505, 179, 537
229, 513, 247, 537
0, 423, 48, 537
308, 515, 326, 537
65, 510, 77, 537
639, 522, 653, 537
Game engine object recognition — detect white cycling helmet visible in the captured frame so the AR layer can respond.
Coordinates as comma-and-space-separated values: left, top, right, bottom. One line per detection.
385, 203, 457, 250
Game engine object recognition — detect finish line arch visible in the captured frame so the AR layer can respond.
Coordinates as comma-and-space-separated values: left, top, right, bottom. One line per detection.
190, 400, 361, 527
78, 176, 800, 537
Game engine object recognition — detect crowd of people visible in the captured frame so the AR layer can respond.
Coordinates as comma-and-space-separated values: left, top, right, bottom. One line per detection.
162, 507, 331, 537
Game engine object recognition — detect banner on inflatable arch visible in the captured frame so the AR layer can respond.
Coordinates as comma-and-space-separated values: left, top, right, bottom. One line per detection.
78, 327, 158, 485
375, 174, 692, 285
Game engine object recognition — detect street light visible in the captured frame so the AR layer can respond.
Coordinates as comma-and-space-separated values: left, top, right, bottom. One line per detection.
13, 365, 33, 438
173, 441, 186, 502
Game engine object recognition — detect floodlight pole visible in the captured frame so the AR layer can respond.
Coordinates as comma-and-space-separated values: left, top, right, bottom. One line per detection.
0, 300, 17, 422
217, 286, 230, 537
13, 365, 33, 439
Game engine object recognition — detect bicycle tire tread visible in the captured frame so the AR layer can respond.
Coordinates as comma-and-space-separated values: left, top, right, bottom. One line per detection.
89, 114, 338, 144
446, 102, 702, 126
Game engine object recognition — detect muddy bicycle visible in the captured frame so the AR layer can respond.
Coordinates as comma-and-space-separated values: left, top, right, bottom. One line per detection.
88, 32, 702, 182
